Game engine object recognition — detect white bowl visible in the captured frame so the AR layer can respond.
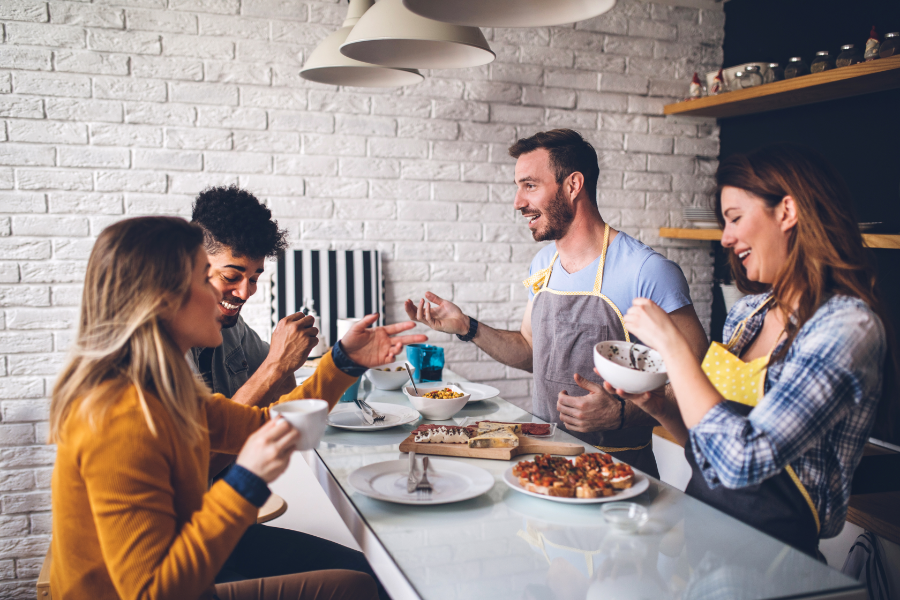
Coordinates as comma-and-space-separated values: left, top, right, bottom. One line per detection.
270, 399, 329, 450
366, 361, 415, 390
593, 341, 668, 394
402, 384, 470, 420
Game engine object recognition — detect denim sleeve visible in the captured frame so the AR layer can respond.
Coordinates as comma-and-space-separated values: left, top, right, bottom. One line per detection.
332, 341, 367, 377
222, 464, 271, 508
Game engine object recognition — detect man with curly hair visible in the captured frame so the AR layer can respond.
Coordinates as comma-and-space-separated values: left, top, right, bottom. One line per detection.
188, 186, 391, 599
189, 186, 312, 421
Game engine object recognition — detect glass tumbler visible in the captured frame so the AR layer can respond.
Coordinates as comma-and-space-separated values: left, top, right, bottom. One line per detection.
406, 344, 445, 383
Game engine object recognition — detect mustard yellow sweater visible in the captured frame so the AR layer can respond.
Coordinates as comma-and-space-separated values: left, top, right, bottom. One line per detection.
50, 350, 356, 600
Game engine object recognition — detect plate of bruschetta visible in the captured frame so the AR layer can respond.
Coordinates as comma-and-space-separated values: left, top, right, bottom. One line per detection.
502, 453, 649, 504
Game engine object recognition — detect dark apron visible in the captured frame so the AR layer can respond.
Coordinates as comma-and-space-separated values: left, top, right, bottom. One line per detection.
526, 224, 658, 478
685, 402, 820, 558
688, 298, 821, 558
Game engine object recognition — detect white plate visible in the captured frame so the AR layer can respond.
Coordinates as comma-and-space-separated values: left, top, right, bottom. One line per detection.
348, 458, 494, 505
326, 402, 420, 431
502, 464, 649, 504
415, 381, 500, 403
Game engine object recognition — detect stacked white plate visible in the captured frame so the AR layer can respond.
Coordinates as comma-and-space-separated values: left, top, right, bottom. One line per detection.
683, 207, 719, 229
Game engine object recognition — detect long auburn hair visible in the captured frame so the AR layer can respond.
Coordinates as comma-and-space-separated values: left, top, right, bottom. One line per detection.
715, 144, 898, 442
50, 217, 210, 444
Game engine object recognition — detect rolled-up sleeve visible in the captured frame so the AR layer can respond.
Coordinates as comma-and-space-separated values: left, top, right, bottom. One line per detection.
690, 303, 885, 490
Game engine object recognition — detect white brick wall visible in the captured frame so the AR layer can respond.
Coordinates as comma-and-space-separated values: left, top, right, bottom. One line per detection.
0, 0, 722, 589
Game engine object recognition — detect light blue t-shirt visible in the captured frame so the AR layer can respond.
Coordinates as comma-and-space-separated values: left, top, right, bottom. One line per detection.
527, 231, 692, 315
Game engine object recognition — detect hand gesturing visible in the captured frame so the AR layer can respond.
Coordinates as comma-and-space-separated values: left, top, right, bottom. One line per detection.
340, 313, 428, 368
403, 291, 469, 336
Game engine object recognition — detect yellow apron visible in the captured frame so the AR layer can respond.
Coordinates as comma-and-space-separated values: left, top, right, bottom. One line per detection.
698, 298, 821, 536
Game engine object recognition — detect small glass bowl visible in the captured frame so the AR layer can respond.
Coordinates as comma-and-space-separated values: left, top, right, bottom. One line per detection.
602, 502, 649, 533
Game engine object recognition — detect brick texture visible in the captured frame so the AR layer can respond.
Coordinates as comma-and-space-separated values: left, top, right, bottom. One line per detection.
0, 0, 722, 579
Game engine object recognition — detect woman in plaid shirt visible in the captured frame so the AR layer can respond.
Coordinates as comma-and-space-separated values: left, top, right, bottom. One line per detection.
613, 144, 896, 557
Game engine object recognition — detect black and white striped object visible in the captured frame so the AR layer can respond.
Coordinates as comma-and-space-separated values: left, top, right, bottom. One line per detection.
274, 250, 384, 348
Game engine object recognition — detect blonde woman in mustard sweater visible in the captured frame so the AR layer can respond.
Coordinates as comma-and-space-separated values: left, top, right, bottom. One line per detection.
49, 216, 425, 600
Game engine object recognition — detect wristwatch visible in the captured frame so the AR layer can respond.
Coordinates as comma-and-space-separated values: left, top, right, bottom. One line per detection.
456, 317, 479, 342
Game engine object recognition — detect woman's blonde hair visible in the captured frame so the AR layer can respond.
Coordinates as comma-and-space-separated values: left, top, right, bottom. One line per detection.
49, 216, 210, 443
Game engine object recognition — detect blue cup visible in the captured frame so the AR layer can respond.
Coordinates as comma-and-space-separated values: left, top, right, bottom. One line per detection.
406, 344, 444, 383
339, 377, 362, 403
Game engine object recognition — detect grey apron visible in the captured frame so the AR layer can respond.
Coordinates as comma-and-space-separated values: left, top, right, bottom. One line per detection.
527, 224, 658, 477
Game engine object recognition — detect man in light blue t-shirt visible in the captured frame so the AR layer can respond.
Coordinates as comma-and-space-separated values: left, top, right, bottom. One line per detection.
406, 129, 708, 477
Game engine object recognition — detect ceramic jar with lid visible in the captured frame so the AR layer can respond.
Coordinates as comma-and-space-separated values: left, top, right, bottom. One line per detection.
810, 51, 834, 73
836, 44, 863, 67
763, 62, 783, 84
741, 65, 763, 88
784, 56, 809, 79
880, 33, 900, 59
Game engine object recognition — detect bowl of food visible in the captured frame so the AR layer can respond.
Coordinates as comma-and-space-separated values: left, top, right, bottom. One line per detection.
593, 341, 668, 394
366, 361, 414, 390
402, 384, 470, 420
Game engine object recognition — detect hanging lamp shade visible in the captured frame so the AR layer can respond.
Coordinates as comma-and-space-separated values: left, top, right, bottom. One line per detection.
402, 0, 617, 28
300, 0, 423, 87
340, 0, 495, 70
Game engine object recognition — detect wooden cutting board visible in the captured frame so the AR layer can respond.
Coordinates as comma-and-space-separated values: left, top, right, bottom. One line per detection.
398, 433, 585, 461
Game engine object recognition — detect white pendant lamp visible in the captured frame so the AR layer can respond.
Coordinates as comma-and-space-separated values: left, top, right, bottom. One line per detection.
300, 0, 423, 87
340, 0, 495, 70
402, 0, 617, 28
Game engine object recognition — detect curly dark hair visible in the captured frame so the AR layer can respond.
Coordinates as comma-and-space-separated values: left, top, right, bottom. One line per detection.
191, 186, 288, 259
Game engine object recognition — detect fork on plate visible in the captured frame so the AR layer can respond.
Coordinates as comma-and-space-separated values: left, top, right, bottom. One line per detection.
358, 397, 385, 423
415, 456, 433, 498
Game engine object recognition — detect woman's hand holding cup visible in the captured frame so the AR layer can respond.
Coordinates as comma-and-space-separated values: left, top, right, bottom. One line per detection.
236, 417, 299, 483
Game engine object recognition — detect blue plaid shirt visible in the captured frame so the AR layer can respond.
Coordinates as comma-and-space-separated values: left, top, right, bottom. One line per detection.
690, 292, 886, 538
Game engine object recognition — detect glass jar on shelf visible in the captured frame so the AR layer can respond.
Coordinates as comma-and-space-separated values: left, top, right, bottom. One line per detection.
763, 62, 783, 84
784, 56, 809, 79
836, 44, 863, 67
810, 51, 834, 73
730, 70, 744, 91
880, 33, 900, 59
741, 65, 763, 88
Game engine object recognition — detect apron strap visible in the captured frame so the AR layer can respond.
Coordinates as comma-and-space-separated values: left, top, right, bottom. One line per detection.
725, 295, 774, 351
523, 264, 553, 296
593, 439, 651, 453
592, 223, 611, 294
785, 465, 822, 534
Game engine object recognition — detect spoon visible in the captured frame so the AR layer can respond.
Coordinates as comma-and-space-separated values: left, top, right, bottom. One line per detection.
628, 343, 640, 370
404, 362, 418, 394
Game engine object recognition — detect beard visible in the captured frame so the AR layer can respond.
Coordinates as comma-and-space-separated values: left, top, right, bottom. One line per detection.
530, 187, 575, 242
219, 313, 240, 329
218, 296, 244, 329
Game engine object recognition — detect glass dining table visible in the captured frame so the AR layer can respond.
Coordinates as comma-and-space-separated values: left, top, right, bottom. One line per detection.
277, 372, 864, 600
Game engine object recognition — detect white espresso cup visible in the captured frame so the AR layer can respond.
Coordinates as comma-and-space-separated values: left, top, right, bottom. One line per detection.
270, 399, 329, 451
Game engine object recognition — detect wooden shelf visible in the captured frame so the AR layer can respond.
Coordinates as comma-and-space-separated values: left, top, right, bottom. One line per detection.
660, 228, 900, 250
664, 56, 900, 119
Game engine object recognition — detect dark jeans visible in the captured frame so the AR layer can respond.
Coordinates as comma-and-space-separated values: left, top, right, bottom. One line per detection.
217, 524, 390, 600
